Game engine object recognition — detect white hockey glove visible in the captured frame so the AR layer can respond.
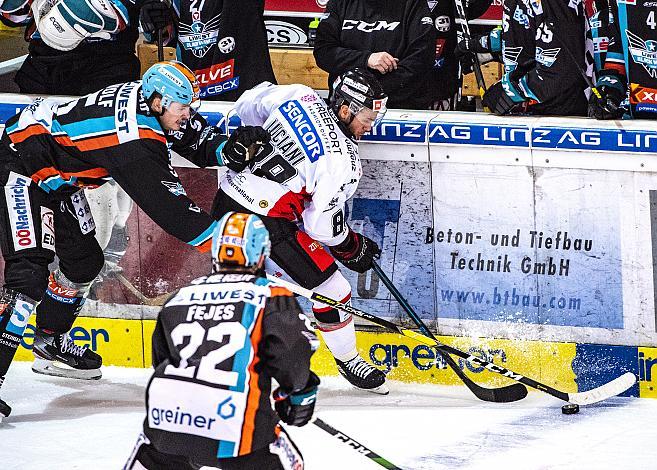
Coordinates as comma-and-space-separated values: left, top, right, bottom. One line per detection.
31, 0, 122, 51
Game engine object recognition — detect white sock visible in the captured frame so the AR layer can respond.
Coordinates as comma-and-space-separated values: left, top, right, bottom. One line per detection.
319, 318, 358, 362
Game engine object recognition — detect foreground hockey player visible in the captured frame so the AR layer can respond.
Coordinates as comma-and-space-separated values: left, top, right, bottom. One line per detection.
212, 68, 389, 394
124, 212, 319, 470
0, 60, 267, 418
589, 0, 657, 120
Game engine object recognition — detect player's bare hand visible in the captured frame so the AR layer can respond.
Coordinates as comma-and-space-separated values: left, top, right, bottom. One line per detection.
367, 52, 398, 74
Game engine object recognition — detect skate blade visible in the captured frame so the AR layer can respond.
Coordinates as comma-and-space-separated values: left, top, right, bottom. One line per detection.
351, 383, 389, 395
32, 358, 102, 380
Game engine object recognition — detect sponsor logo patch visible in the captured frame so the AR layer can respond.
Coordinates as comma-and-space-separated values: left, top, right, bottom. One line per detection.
41, 207, 55, 251
279, 100, 324, 162
5, 171, 36, 251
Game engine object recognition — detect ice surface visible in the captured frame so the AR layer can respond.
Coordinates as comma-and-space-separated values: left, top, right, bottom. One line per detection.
1, 362, 656, 470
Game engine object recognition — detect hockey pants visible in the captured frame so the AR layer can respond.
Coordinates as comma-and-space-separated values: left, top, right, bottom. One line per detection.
0, 147, 104, 377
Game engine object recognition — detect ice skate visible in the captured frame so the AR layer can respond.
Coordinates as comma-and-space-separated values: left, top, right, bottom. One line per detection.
335, 355, 388, 395
0, 397, 10, 420
32, 328, 102, 380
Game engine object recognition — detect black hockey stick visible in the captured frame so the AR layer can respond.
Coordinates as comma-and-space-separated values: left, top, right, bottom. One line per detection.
371, 262, 637, 406
454, 0, 488, 100
312, 417, 402, 469
266, 274, 526, 403
157, 28, 164, 62
371, 262, 527, 403
269, 274, 636, 405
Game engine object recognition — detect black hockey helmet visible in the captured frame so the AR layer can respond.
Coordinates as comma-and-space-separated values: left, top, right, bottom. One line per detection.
330, 68, 388, 127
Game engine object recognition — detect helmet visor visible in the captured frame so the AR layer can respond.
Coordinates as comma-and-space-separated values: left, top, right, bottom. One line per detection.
353, 97, 387, 127
165, 98, 200, 119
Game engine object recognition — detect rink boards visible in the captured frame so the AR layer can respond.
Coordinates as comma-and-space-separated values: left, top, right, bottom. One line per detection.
1, 95, 657, 397
10, 315, 654, 399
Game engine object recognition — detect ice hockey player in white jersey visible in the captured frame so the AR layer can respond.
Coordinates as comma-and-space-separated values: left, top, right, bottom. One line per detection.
212, 68, 390, 394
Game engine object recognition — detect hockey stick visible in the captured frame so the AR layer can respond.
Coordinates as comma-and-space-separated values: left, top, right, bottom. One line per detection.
266, 274, 526, 403
115, 273, 171, 306
312, 417, 402, 469
269, 273, 636, 406
454, 0, 488, 100
371, 262, 637, 406
371, 262, 526, 403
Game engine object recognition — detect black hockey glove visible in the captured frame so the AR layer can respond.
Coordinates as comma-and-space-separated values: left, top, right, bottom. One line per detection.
139, 0, 174, 35
274, 372, 320, 427
220, 126, 270, 172
588, 77, 626, 121
329, 228, 381, 273
482, 76, 527, 116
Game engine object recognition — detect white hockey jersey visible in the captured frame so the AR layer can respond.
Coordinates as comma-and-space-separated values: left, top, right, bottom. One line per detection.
221, 82, 361, 247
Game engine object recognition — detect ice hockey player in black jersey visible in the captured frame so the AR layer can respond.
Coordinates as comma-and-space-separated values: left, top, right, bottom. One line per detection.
483, 0, 593, 116
589, 0, 657, 120
124, 212, 319, 470
0, 61, 268, 419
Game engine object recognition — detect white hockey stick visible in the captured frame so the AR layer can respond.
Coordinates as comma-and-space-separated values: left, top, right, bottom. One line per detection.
269, 274, 637, 406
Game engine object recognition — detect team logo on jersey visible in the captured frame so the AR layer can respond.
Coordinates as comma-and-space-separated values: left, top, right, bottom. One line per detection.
513, 5, 530, 29
535, 47, 560, 67
161, 181, 187, 196
626, 30, 657, 78
178, 14, 222, 58
427, 0, 438, 11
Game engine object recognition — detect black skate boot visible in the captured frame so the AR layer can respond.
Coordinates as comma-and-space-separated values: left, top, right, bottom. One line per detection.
32, 328, 102, 380
0, 377, 11, 420
335, 355, 388, 395
0, 397, 10, 419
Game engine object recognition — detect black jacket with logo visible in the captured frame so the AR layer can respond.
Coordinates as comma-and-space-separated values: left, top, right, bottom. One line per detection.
314, 0, 436, 109
502, 0, 591, 116
602, 0, 657, 119
172, 0, 276, 101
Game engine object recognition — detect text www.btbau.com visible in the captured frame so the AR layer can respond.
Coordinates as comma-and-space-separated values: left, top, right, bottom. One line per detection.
440, 286, 582, 311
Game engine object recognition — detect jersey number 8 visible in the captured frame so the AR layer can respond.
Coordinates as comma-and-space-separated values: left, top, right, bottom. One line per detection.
251, 142, 299, 184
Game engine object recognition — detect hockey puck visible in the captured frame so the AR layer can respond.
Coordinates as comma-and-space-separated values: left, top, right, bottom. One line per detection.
561, 403, 580, 414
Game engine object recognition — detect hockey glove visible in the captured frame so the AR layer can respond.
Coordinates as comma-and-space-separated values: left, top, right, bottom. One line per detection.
218, 126, 270, 173
588, 73, 626, 120
482, 74, 527, 116
274, 371, 320, 427
32, 0, 123, 51
329, 228, 381, 273
139, 0, 173, 35
455, 26, 501, 59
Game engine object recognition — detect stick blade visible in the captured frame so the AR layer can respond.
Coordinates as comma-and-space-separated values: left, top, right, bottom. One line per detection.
442, 352, 528, 403
466, 380, 528, 403
568, 372, 637, 406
